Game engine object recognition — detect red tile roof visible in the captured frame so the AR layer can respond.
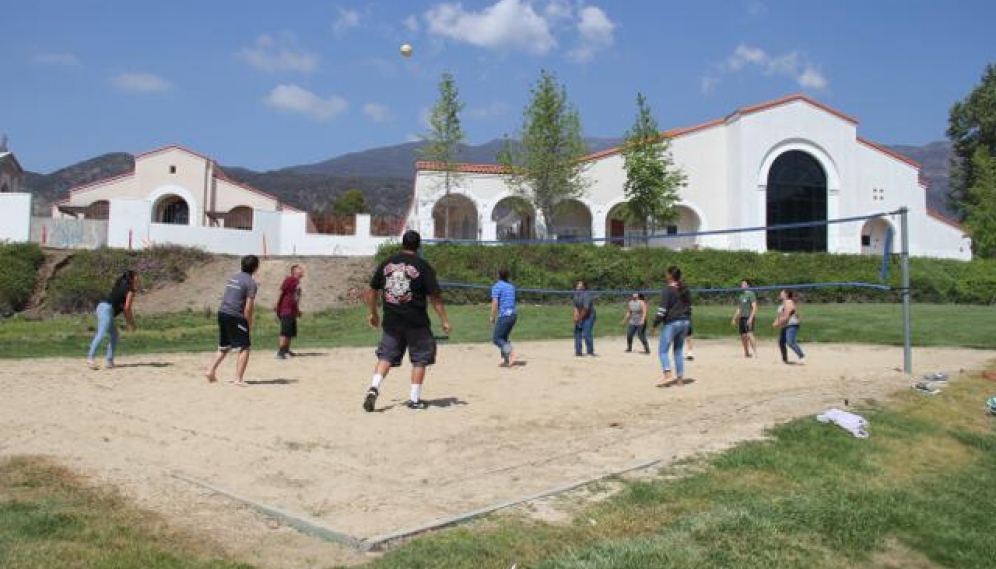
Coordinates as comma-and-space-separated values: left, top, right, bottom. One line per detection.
417, 94, 911, 174
927, 208, 967, 232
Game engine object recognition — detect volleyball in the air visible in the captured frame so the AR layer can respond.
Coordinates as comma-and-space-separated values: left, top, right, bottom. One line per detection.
400, 43, 413, 58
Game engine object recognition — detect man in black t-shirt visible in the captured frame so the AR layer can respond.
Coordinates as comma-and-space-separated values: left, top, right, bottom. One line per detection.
363, 230, 452, 411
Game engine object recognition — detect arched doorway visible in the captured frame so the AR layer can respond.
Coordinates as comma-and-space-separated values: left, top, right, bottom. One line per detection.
227, 206, 253, 230
433, 194, 478, 240
87, 200, 110, 220
605, 202, 641, 246
492, 196, 535, 241
660, 205, 701, 250
551, 199, 592, 241
766, 150, 827, 252
860, 217, 893, 256
154, 195, 190, 225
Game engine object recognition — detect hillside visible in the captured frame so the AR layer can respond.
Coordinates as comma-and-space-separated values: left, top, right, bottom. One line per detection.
22, 139, 955, 222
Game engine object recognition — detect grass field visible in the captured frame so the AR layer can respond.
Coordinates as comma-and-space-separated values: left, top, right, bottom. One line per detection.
1, 303, 995, 359
3, 368, 995, 568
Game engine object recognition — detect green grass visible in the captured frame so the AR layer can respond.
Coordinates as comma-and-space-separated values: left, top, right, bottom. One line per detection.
1, 302, 994, 359
0, 457, 253, 569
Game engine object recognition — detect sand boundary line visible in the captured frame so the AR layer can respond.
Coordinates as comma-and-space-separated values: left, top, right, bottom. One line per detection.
172, 457, 661, 552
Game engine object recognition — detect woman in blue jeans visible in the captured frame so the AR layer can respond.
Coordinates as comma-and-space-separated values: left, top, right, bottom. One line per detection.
773, 289, 805, 364
86, 270, 139, 370
652, 266, 692, 387
572, 279, 596, 356
490, 268, 518, 367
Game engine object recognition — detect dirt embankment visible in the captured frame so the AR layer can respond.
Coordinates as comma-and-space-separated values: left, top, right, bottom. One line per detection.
138, 256, 375, 315
31, 251, 375, 316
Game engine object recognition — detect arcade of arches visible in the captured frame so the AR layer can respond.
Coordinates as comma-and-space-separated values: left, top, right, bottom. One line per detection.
153, 195, 190, 225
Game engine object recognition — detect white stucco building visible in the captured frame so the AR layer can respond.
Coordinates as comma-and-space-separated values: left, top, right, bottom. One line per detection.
411, 94, 970, 260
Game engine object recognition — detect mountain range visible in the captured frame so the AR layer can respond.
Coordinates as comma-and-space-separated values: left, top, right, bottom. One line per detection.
21, 138, 956, 221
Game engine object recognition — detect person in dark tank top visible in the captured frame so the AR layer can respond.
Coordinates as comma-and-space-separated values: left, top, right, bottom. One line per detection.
86, 270, 140, 370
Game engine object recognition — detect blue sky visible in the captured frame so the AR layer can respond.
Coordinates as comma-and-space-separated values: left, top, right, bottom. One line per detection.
1, 0, 994, 173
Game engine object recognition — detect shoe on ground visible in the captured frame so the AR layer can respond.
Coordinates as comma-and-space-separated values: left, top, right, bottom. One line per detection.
275, 352, 288, 360
406, 399, 429, 410
685, 353, 695, 361
363, 387, 379, 412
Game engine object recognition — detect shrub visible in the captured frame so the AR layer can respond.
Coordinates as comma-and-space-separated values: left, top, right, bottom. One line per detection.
375, 243, 996, 305
47, 245, 212, 313
0, 243, 45, 315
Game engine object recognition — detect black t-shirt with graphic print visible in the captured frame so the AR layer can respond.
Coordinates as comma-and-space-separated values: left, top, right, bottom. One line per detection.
370, 252, 441, 330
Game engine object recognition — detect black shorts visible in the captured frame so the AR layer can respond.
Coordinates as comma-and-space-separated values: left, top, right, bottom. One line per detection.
218, 312, 251, 351
376, 327, 437, 367
279, 315, 298, 338
738, 317, 754, 335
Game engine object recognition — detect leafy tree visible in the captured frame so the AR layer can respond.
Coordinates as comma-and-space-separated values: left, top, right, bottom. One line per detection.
621, 93, 686, 245
947, 63, 996, 217
963, 147, 996, 257
332, 189, 368, 215
498, 69, 589, 237
419, 71, 466, 238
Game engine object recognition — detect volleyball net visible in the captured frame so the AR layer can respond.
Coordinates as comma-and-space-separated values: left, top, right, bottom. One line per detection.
419, 207, 913, 373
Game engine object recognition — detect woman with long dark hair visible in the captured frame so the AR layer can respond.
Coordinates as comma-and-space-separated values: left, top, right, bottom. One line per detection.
652, 265, 692, 387
86, 270, 139, 369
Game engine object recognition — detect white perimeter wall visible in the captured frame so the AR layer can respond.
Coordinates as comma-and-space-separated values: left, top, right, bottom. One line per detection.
0, 193, 32, 242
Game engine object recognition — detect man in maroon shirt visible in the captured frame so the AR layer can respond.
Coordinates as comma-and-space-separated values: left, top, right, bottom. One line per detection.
275, 264, 305, 359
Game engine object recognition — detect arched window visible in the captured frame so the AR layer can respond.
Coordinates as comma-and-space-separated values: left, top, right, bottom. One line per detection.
227, 206, 253, 230
87, 200, 110, 220
492, 196, 535, 241
551, 199, 592, 241
766, 150, 827, 252
154, 195, 190, 225
432, 194, 478, 240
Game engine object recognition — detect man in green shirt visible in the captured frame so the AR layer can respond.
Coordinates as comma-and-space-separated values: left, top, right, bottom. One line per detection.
731, 278, 758, 358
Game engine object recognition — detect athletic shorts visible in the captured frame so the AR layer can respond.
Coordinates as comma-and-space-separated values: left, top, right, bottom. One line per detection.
738, 316, 754, 335
279, 315, 298, 338
218, 312, 251, 351
376, 326, 436, 367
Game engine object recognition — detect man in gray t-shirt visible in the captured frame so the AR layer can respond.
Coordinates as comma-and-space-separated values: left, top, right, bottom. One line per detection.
205, 255, 260, 386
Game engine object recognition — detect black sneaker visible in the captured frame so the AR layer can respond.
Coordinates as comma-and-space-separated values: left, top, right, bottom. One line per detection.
363, 387, 379, 412
406, 399, 429, 410
275, 351, 288, 360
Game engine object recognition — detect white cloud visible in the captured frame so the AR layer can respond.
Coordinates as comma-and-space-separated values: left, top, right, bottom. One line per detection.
111, 73, 173, 93
264, 84, 348, 121
424, 0, 556, 55
31, 52, 81, 67
702, 43, 829, 94
403, 15, 421, 33
569, 6, 615, 63
466, 101, 509, 119
543, 0, 573, 21
746, 1, 768, 16
240, 33, 318, 73
798, 66, 828, 89
333, 8, 362, 36
363, 102, 393, 122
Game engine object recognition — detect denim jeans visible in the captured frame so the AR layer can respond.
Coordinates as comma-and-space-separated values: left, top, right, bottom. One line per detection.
658, 319, 690, 377
779, 324, 805, 362
626, 323, 649, 352
87, 302, 118, 362
492, 313, 517, 361
574, 311, 596, 355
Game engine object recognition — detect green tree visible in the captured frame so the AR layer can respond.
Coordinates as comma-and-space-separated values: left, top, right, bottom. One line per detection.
947, 62, 996, 217
621, 93, 686, 245
498, 69, 589, 237
332, 189, 368, 215
963, 147, 996, 257
419, 71, 466, 238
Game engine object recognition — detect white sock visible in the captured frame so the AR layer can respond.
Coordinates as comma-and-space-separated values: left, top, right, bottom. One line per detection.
410, 383, 422, 402
371, 373, 384, 390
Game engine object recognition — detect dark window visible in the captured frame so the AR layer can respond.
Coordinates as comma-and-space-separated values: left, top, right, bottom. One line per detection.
156, 196, 189, 225
666, 225, 678, 235
861, 235, 871, 247
169, 165, 177, 174
766, 150, 827, 252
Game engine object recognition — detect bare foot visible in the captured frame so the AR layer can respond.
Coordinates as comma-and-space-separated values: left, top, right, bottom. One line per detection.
205, 372, 217, 383
655, 377, 678, 388
228, 380, 248, 387
86, 360, 99, 371
509, 352, 518, 366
